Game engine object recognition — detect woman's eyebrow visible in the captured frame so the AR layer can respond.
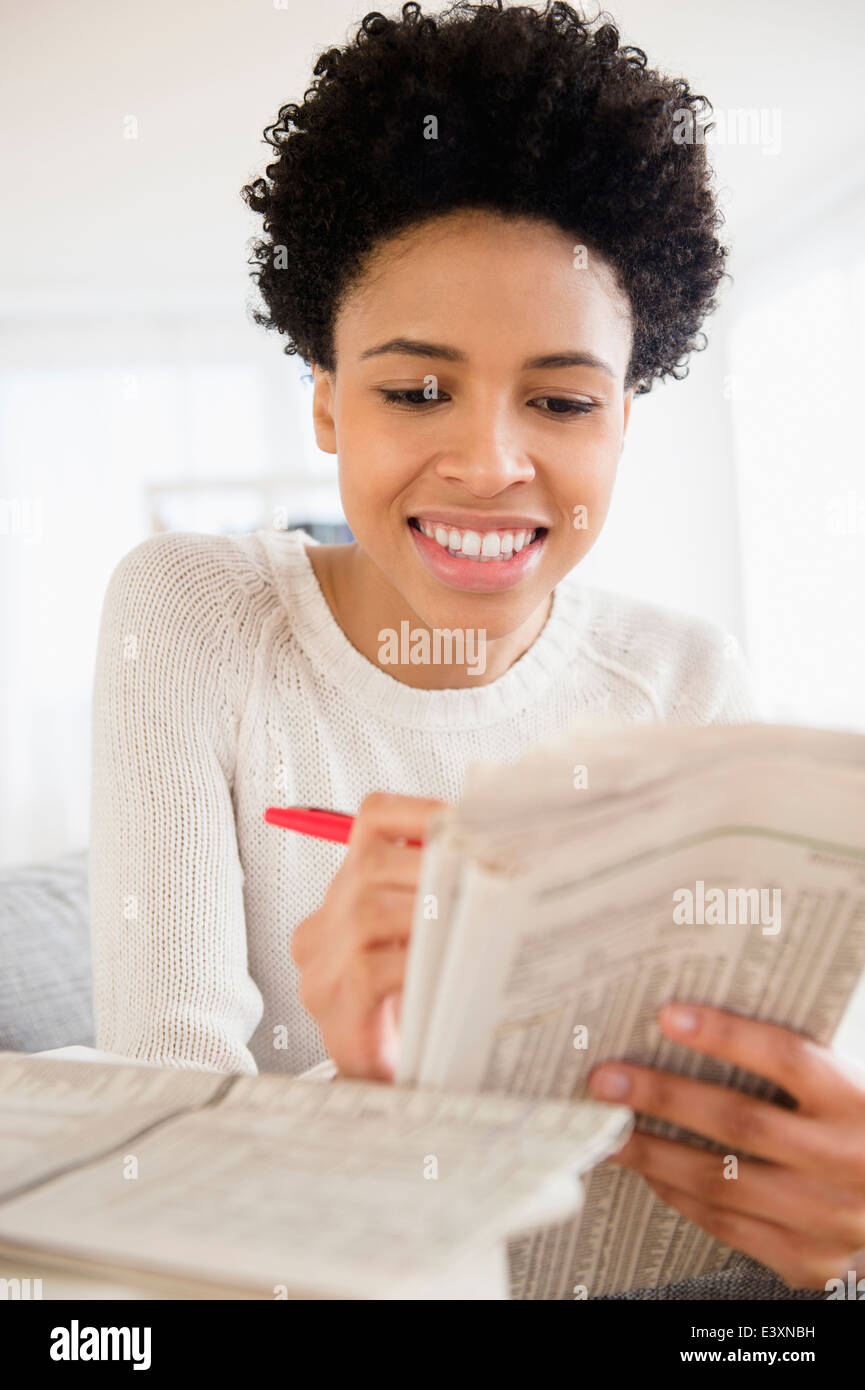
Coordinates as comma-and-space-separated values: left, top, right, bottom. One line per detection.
358, 337, 615, 378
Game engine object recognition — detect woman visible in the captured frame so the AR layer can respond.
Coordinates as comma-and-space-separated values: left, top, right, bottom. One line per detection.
90, 1, 865, 1298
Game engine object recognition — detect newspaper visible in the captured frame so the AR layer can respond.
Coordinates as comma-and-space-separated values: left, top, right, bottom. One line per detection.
397, 722, 865, 1297
0, 1054, 630, 1299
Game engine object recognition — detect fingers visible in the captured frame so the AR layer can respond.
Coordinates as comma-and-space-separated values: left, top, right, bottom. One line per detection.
590, 1002, 865, 1187
588, 1061, 829, 1169
613, 1132, 865, 1248
350, 946, 408, 1013
353, 837, 426, 893
335, 989, 402, 1083
300, 943, 408, 1083
645, 1178, 852, 1292
300, 941, 407, 1020
292, 886, 412, 969
657, 1002, 853, 1114
293, 792, 451, 1082
348, 791, 450, 852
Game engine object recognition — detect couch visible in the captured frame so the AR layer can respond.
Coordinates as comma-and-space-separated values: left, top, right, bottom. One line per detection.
0, 849, 94, 1053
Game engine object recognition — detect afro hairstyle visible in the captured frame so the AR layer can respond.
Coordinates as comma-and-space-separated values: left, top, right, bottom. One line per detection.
241, 0, 728, 394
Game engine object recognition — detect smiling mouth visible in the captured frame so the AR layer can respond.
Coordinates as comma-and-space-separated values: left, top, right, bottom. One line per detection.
407, 516, 548, 562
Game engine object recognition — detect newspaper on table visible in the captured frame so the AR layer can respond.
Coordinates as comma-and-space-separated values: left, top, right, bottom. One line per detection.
398, 721, 865, 1298
0, 1053, 630, 1299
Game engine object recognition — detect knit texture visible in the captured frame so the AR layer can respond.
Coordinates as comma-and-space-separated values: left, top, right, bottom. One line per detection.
89, 526, 754, 1080
592, 1257, 827, 1301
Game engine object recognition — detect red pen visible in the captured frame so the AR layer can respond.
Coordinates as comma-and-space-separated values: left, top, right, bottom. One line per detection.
263, 806, 424, 848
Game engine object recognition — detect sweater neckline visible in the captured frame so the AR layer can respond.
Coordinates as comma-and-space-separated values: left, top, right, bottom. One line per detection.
256, 527, 590, 730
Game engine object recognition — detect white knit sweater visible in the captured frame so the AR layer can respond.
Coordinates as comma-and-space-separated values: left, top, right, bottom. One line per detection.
89, 527, 755, 1077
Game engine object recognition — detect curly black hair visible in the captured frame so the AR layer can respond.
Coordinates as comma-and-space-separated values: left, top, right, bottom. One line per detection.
241, 0, 727, 394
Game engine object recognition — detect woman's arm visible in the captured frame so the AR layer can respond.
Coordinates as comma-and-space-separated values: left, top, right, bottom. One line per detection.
709, 633, 760, 725
89, 533, 264, 1074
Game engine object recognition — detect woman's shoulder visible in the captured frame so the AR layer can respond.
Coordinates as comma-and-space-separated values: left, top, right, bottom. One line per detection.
97, 529, 300, 679
94, 529, 315, 719
573, 581, 756, 723
101, 527, 312, 630
105, 528, 275, 599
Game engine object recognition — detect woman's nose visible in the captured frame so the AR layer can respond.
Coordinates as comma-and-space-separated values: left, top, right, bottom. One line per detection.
431, 415, 536, 495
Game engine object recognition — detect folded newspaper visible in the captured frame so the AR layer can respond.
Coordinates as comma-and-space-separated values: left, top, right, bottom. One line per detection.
0, 1053, 630, 1299
397, 720, 865, 1298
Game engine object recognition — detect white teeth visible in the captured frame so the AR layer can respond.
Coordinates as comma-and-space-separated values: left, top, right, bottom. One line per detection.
413, 519, 541, 561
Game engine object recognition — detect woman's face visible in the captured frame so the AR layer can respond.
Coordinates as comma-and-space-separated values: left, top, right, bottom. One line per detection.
312, 207, 634, 640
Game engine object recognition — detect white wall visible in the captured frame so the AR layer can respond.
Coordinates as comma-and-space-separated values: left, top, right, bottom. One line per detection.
581, 302, 744, 636
728, 181, 865, 732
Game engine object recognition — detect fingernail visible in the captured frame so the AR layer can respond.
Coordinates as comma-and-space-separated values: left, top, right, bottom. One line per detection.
590, 1067, 630, 1099
663, 1005, 699, 1034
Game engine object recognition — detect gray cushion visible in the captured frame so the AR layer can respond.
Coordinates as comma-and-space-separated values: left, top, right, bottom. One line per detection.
593, 1253, 827, 1300
0, 850, 94, 1052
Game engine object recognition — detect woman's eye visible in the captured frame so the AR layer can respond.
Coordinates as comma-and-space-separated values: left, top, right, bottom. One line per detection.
378, 388, 444, 408
531, 397, 595, 418
377, 389, 595, 417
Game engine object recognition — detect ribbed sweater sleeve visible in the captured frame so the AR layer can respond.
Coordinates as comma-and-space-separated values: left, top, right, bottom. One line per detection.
709, 640, 757, 724
669, 628, 758, 724
88, 533, 265, 1074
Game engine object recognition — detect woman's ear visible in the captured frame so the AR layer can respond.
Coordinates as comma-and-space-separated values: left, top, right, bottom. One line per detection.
620, 387, 634, 453
311, 364, 338, 454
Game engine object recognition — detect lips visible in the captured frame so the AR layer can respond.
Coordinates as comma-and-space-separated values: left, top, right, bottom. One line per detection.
410, 516, 543, 560
407, 516, 548, 593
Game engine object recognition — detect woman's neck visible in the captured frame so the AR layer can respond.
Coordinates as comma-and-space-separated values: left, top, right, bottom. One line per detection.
305, 540, 552, 690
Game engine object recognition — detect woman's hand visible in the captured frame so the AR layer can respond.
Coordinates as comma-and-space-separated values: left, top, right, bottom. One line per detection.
587, 1003, 865, 1291
290, 791, 450, 1083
